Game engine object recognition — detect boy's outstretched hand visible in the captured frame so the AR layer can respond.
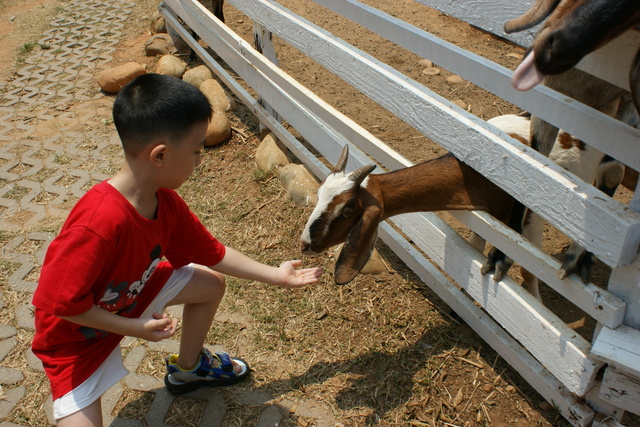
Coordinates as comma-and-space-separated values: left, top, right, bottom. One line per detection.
276, 260, 324, 288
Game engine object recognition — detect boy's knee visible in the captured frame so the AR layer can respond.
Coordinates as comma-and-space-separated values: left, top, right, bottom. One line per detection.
212, 270, 226, 290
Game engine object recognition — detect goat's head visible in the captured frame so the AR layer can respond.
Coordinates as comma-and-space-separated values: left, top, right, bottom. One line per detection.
505, 0, 640, 91
300, 145, 378, 285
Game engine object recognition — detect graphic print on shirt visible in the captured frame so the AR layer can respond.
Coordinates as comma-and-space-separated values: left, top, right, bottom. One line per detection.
79, 245, 162, 341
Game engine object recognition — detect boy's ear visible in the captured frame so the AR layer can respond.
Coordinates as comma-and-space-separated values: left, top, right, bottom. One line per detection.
149, 143, 168, 166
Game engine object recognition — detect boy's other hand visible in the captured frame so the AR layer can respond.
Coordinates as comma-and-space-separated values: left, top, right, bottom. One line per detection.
139, 312, 178, 342
276, 260, 323, 288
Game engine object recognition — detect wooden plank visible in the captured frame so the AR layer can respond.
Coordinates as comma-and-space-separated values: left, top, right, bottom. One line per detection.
309, 0, 640, 174
583, 381, 625, 423
388, 212, 602, 396
607, 260, 640, 329
412, 0, 640, 91
377, 222, 595, 426
230, 0, 640, 269
600, 366, 640, 416
412, 0, 540, 47
592, 325, 640, 378
253, 23, 282, 127
453, 210, 626, 329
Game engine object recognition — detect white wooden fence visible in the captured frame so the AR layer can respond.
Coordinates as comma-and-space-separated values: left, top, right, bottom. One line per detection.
159, 0, 640, 424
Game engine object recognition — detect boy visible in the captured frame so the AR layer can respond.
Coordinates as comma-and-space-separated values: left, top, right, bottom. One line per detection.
32, 73, 323, 426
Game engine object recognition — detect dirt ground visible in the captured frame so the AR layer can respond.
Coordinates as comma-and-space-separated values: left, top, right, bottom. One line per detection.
1, 0, 639, 425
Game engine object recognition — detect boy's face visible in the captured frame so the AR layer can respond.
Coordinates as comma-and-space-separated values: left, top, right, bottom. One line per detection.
161, 121, 208, 189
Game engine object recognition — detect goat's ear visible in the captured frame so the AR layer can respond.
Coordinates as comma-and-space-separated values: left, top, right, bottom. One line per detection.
334, 204, 382, 285
630, 47, 640, 113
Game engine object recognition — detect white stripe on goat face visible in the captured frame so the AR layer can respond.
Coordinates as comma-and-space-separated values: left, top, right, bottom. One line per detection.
301, 171, 359, 244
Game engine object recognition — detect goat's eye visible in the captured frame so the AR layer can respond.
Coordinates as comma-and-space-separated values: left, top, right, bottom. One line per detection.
342, 207, 353, 217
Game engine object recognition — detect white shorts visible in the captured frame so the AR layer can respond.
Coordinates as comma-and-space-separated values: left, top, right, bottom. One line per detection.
53, 264, 195, 420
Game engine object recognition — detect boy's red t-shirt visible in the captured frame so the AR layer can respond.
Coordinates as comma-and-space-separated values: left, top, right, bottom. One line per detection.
32, 181, 226, 399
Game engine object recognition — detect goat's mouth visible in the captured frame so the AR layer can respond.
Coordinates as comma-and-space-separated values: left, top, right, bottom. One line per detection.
300, 241, 322, 256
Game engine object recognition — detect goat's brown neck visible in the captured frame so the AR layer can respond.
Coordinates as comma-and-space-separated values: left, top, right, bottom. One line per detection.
368, 154, 512, 221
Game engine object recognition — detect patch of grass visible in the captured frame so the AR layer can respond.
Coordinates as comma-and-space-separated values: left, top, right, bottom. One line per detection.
0, 229, 16, 243
4, 185, 28, 200
18, 42, 36, 55
54, 153, 72, 164
252, 167, 272, 182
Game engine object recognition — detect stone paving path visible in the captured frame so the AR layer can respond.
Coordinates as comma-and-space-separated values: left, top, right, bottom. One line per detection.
0, 1, 315, 425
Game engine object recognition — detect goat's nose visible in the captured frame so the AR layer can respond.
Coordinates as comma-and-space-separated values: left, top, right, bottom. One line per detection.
300, 241, 318, 256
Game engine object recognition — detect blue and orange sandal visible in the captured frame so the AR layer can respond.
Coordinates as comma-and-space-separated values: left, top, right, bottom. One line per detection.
164, 348, 250, 395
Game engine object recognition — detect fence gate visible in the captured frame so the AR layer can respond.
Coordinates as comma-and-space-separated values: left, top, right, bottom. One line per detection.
159, 0, 640, 424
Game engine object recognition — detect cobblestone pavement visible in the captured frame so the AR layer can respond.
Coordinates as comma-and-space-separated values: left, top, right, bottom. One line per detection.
0, 1, 305, 425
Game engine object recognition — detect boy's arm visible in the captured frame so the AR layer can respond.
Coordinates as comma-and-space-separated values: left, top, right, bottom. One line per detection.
61, 305, 178, 342
212, 247, 323, 288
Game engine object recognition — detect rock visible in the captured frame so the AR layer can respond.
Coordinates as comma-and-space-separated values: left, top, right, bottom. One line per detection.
15, 303, 34, 330
360, 248, 386, 274
183, 65, 213, 88
422, 67, 440, 76
156, 55, 187, 78
205, 111, 231, 147
507, 52, 524, 60
418, 58, 433, 67
277, 164, 319, 207
453, 99, 468, 110
144, 33, 176, 56
96, 62, 146, 93
0, 324, 16, 340
446, 75, 465, 84
0, 367, 24, 385
539, 401, 552, 411
200, 78, 231, 112
255, 133, 290, 171
149, 12, 166, 34
256, 406, 283, 427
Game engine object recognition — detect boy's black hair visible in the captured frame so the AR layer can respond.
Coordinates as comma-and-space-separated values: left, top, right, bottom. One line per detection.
113, 73, 212, 155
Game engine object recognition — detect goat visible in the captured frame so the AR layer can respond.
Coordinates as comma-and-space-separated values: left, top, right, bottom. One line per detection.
298, 139, 525, 291
300, 115, 637, 299
505, 0, 640, 102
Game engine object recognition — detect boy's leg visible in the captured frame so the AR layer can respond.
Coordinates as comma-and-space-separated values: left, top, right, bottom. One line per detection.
162, 264, 249, 394
57, 398, 102, 427
165, 264, 227, 370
